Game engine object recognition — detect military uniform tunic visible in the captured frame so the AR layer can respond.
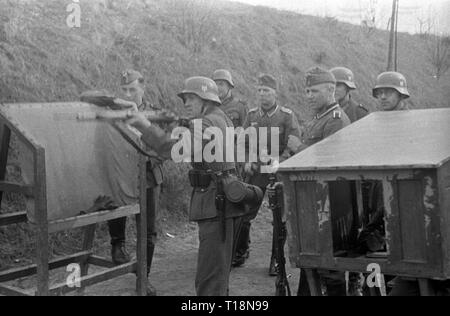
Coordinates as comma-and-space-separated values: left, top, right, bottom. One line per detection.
221, 94, 248, 128
243, 104, 302, 187
301, 103, 351, 148
140, 105, 244, 296
340, 97, 369, 123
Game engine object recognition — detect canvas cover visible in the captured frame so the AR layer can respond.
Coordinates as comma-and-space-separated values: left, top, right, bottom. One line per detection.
2, 102, 140, 222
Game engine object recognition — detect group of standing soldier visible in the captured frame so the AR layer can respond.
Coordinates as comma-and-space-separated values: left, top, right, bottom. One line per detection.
107, 63, 426, 296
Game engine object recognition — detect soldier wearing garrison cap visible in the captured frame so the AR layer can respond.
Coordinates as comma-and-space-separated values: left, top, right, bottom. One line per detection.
330, 67, 370, 123
296, 67, 351, 296
107, 69, 163, 296
238, 73, 302, 274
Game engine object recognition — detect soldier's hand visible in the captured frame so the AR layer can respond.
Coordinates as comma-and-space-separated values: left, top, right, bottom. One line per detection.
244, 162, 254, 176
125, 112, 151, 132
287, 135, 303, 154
93, 195, 117, 211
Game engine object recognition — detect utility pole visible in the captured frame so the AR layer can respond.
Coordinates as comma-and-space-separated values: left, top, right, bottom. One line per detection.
387, 0, 399, 71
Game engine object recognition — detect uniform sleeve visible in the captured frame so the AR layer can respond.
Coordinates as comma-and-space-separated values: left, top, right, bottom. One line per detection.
140, 118, 213, 162
239, 103, 248, 127
242, 111, 252, 129
141, 125, 175, 160
323, 118, 345, 139
356, 106, 370, 121
281, 113, 302, 160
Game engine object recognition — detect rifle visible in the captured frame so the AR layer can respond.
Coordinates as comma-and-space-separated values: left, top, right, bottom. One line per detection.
215, 177, 227, 242
267, 174, 291, 296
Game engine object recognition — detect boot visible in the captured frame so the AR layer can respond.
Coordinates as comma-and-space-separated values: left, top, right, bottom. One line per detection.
232, 221, 251, 268
232, 249, 249, 268
111, 241, 131, 265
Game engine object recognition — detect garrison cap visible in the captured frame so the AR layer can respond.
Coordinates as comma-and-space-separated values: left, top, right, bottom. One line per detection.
257, 74, 277, 90
121, 69, 144, 85
305, 67, 336, 87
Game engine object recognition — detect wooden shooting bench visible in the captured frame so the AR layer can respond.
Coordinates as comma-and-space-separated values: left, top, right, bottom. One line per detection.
278, 108, 450, 296
0, 102, 148, 296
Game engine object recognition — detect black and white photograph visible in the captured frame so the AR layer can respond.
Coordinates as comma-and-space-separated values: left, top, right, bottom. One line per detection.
0, 0, 449, 301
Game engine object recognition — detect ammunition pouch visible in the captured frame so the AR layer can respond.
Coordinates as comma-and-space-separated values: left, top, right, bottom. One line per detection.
188, 169, 212, 189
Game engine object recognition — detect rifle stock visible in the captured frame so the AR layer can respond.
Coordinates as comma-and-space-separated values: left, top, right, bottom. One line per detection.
268, 175, 291, 296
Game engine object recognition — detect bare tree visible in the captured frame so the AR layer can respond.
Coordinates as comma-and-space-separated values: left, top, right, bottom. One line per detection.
162, 0, 219, 55
428, 35, 450, 81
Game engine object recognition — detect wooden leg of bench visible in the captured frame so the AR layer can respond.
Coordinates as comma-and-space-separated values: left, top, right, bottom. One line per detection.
77, 224, 96, 296
418, 279, 436, 296
305, 269, 322, 296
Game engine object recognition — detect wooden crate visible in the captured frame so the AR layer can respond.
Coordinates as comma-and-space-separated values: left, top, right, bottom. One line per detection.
278, 109, 450, 280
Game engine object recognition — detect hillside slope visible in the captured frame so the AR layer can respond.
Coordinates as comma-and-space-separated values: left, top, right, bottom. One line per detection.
0, 0, 449, 115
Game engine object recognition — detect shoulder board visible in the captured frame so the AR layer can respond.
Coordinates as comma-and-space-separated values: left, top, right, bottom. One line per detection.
333, 110, 342, 119
248, 107, 259, 113
280, 106, 293, 115
359, 104, 369, 112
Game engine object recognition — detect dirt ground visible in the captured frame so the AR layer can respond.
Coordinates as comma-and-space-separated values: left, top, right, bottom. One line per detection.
82, 205, 300, 296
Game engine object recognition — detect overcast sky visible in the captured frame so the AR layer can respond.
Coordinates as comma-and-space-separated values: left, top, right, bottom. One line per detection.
224, 0, 450, 34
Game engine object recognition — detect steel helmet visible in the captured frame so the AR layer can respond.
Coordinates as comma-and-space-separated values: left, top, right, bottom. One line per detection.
372, 72, 410, 99
212, 69, 235, 88
178, 76, 222, 105
330, 67, 356, 90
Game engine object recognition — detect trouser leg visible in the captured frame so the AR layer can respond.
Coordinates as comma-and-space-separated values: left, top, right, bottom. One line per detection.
108, 217, 126, 245
196, 218, 236, 296
146, 185, 160, 273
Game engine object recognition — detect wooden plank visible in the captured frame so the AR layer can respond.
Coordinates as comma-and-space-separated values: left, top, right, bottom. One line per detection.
0, 109, 41, 153
48, 261, 136, 296
0, 211, 27, 226
295, 181, 320, 255
397, 179, 427, 262
297, 254, 447, 279
0, 181, 34, 197
0, 123, 11, 205
48, 205, 139, 233
280, 173, 301, 267
383, 179, 402, 263
135, 156, 148, 297
437, 161, 450, 278
77, 224, 96, 295
0, 250, 92, 282
279, 109, 450, 171
0, 284, 32, 296
34, 147, 49, 296
288, 170, 415, 182
87, 256, 115, 269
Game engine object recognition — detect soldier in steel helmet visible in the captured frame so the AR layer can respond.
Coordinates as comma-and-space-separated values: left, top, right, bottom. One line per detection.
330, 67, 370, 123
125, 76, 246, 296
372, 71, 410, 111
212, 69, 248, 128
